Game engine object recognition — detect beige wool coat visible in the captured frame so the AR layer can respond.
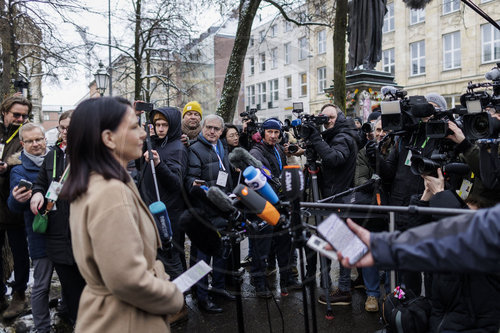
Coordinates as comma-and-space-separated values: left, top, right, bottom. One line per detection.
70, 173, 184, 333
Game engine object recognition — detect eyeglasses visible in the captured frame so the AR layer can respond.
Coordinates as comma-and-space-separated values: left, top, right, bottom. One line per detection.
10, 112, 28, 119
205, 125, 221, 132
57, 125, 69, 133
23, 137, 45, 145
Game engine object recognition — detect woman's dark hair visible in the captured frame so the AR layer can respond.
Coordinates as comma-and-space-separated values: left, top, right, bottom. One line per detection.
60, 97, 131, 202
222, 124, 240, 139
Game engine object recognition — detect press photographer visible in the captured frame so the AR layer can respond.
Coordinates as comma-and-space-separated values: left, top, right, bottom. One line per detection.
239, 108, 260, 150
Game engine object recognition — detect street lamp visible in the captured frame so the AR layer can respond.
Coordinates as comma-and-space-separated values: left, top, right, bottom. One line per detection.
94, 61, 110, 97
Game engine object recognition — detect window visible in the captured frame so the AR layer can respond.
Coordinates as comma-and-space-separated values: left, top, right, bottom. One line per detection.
410, 40, 426, 75
285, 21, 292, 32
382, 48, 395, 74
259, 30, 265, 42
285, 76, 292, 99
481, 22, 500, 63
317, 30, 326, 54
260, 53, 266, 71
43, 113, 50, 121
443, 0, 460, 14
270, 25, 277, 37
249, 57, 254, 75
317, 67, 326, 94
410, 8, 425, 25
443, 31, 461, 70
297, 11, 307, 23
258, 82, 267, 107
284, 43, 291, 65
248, 85, 255, 105
481, 0, 494, 3
269, 79, 279, 103
383, 2, 395, 33
250, 36, 254, 47
299, 37, 308, 60
300, 73, 307, 96
271, 48, 278, 69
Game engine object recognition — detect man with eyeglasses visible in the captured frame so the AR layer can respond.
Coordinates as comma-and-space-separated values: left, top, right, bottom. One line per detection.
0, 94, 31, 315
185, 114, 235, 314
7, 123, 53, 327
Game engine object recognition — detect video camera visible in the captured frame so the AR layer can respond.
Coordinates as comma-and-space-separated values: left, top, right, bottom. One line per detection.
459, 63, 500, 140
289, 102, 329, 140
240, 108, 260, 136
380, 87, 432, 133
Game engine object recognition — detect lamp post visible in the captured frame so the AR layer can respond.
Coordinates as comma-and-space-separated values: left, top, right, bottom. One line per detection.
94, 61, 110, 97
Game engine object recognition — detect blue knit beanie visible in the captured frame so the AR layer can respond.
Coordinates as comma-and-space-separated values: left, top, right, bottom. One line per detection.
261, 118, 282, 131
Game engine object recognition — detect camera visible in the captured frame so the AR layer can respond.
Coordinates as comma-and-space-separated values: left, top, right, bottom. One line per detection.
290, 103, 329, 140
380, 90, 430, 133
136, 101, 154, 112
240, 108, 260, 135
361, 122, 375, 134
410, 151, 469, 178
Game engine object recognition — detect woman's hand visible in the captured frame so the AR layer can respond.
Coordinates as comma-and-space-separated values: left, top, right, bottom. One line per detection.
328, 219, 374, 268
30, 192, 45, 215
12, 186, 32, 203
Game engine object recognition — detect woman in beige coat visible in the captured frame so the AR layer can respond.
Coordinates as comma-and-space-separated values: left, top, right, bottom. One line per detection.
61, 97, 184, 332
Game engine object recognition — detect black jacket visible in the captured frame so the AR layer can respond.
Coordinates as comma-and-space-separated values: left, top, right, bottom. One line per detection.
185, 133, 233, 193
249, 141, 287, 196
139, 107, 188, 226
32, 144, 74, 265
309, 112, 359, 198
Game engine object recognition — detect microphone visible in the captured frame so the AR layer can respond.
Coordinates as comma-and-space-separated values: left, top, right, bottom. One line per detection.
229, 147, 263, 171
207, 186, 238, 215
280, 165, 305, 202
179, 186, 223, 257
381, 85, 398, 97
485, 67, 500, 81
243, 166, 279, 205
149, 201, 173, 242
232, 184, 281, 226
402, 0, 431, 9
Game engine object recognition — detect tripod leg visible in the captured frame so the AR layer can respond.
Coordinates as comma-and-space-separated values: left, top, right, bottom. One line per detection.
230, 238, 245, 333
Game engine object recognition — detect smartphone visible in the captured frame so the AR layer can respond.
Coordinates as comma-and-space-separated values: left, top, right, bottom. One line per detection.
194, 179, 207, 186
18, 179, 33, 191
135, 102, 154, 112
306, 235, 338, 261
317, 214, 368, 265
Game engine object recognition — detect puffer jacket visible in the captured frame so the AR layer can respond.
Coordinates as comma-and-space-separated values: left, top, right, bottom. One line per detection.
309, 112, 360, 198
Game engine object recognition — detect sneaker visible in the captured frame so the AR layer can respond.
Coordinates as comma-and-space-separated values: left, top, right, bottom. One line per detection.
3, 291, 26, 319
351, 275, 365, 289
318, 289, 352, 305
280, 278, 301, 295
365, 296, 379, 312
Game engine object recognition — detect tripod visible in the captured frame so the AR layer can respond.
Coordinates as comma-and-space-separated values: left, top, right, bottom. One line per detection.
303, 146, 334, 321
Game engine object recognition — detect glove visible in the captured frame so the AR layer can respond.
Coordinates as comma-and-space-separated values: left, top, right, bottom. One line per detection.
300, 123, 320, 140
365, 140, 377, 164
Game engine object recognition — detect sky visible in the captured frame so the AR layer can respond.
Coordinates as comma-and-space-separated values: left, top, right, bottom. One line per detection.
41, 0, 225, 106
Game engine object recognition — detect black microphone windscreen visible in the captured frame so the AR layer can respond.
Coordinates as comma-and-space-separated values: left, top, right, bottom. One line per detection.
381, 86, 398, 96
402, 0, 432, 9
229, 147, 263, 171
485, 68, 500, 81
207, 186, 235, 214
281, 165, 304, 202
411, 103, 435, 118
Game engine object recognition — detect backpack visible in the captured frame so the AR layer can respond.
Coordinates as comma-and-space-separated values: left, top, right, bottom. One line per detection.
382, 287, 432, 333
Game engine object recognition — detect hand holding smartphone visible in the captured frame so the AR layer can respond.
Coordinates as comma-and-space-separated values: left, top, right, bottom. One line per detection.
18, 179, 33, 191
317, 214, 369, 265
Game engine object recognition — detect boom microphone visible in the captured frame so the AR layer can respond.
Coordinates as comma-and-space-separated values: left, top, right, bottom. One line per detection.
485, 67, 500, 81
229, 147, 263, 171
381, 85, 398, 97
207, 186, 237, 215
243, 166, 279, 205
232, 184, 281, 226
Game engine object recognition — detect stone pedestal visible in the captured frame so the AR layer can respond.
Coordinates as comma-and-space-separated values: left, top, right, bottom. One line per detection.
345, 69, 401, 119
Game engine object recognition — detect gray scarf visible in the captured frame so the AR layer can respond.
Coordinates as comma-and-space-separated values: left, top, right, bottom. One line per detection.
24, 148, 49, 167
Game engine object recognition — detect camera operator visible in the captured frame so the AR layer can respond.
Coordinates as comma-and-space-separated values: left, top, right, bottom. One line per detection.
301, 103, 360, 305
248, 118, 301, 298
375, 93, 445, 296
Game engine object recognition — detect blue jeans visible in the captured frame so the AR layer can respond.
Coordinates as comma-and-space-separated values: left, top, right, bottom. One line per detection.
0, 228, 30, 295
338, 263, 351, 292
196, 250, 227, 301
362, 266, 380, 298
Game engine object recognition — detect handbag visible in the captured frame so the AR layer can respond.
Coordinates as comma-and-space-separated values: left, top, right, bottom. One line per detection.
382, 286, 431, 333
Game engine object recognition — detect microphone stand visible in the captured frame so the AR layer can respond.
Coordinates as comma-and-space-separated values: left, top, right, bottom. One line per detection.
304, 145, 334, 322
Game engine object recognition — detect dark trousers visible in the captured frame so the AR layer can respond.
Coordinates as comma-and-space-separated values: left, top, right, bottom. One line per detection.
0, 228, 30, 294
249, 224, 293, 287
196, 250, 227, 301
53, 263, 86, 324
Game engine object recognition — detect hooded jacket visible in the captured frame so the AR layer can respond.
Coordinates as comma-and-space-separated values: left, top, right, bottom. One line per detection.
139, 107, 188, 228
0, 122, 24, 229
309, 112, 360, 198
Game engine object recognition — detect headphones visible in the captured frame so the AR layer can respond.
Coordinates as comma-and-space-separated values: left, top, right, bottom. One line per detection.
259, 117, 283, 139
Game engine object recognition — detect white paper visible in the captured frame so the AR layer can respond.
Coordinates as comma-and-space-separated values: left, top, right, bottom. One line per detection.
172, 260, 212, 293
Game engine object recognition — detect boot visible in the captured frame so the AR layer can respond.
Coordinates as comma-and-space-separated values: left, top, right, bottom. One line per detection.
3, 291, 27, 319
